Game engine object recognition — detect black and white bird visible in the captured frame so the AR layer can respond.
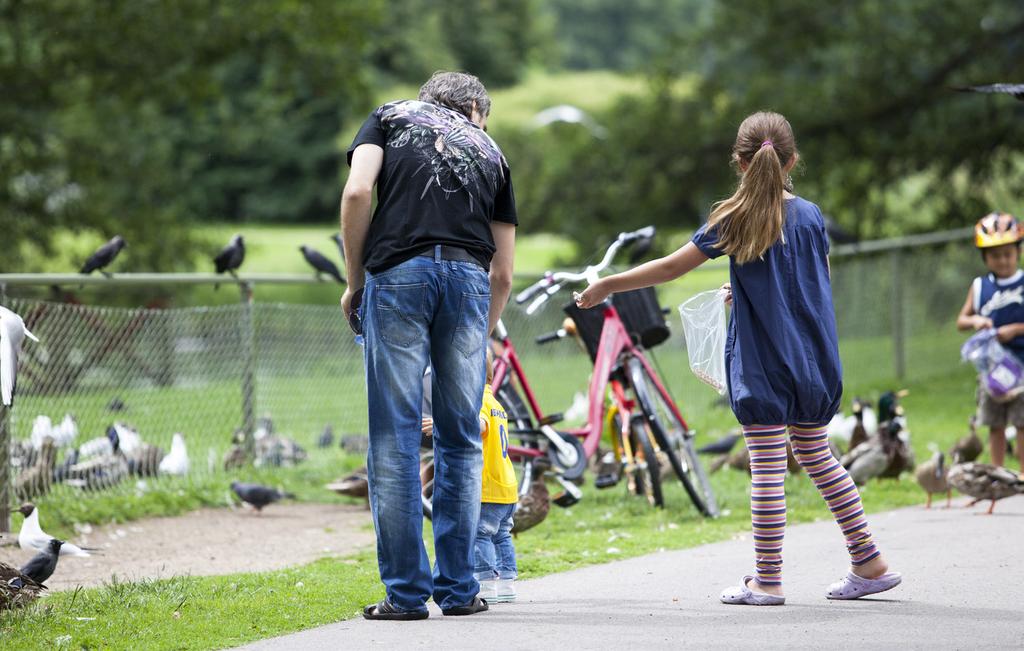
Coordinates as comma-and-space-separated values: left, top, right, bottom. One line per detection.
230, 481, 295, 513
330, 233, 346, 264
300, 245, 345, 284
17, 503, 96, 557
80, 236, 126, 276
1, 305, 39, 407
214, 234, 245, 276
17, 539, 63, 587
956, 83, 1024, 101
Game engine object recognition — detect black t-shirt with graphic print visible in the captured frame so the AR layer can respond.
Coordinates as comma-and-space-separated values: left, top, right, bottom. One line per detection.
346, 100, 517, 273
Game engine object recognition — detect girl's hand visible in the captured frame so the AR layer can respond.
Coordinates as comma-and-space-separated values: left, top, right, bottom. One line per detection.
574, 280, 610, 309
973, 315, 994, 331
720, 282, 733, 307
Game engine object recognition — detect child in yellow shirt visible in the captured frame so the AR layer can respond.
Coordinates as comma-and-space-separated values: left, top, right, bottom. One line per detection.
475, 350, 518, 603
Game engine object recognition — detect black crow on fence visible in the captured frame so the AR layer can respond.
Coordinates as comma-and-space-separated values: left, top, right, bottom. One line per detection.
300, 245, 345, 284
214, 234, 245, 276
330, 233, 346, 264
80, 236, 126, 276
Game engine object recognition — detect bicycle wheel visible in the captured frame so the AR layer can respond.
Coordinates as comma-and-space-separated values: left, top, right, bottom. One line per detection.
628, 415, 664, 508
627, 356, 719, 517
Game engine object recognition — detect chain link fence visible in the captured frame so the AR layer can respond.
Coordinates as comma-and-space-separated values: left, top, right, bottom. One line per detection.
0, 230, 979, 530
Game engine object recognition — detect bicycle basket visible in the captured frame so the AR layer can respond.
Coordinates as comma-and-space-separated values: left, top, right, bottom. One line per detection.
562, 287, 670, 362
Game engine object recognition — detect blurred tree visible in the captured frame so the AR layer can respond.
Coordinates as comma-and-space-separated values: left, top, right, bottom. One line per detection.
511, 0, 1024, 250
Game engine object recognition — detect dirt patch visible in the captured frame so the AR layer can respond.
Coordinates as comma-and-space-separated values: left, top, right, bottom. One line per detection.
0, 503, 375, 591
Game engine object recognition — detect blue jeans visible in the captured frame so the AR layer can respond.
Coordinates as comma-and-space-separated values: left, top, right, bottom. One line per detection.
474, 502, 518, 580
362, 250, 490, 612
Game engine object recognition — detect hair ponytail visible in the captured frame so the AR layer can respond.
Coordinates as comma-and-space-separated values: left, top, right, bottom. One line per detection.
706, 112, 796, 264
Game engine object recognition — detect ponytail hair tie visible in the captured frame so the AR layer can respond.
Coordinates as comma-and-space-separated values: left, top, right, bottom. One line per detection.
761, 140, 774, 149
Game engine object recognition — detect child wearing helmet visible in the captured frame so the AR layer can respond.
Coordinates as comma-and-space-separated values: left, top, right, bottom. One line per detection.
957, 211, 1024, 472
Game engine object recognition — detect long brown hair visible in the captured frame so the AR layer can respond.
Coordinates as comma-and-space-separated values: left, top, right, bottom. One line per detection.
706, 112, 797, 264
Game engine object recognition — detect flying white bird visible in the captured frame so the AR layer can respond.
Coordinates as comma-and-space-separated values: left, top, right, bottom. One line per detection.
530, 104, 608, 137
17, 503, 95, 557
158, 433, 190, 476
1, 305, 39, 406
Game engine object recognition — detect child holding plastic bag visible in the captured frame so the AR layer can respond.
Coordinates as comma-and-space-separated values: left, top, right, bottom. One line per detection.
575, 112, 899, 606
956, 211, 1024, 472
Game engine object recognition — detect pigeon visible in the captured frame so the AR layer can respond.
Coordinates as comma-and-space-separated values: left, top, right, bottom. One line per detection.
106, 396, 126, 411
80, 235, 126, 276
17, 504, 95, 557
955, 83, 1024, 101
78, 426, 121, 460
17, 539, 63, 586
697, 432, 742, 456
330, 233, 346, 264
299, 245, 345, 284
111, 422, 142, 456
158, 433, 190, 476
230, 481, 295, 512
0, 306, 39, 406
214, 234, 245, 276
317, 424, 335, 449
31, 414, 78, 450
253, 415, 273, 441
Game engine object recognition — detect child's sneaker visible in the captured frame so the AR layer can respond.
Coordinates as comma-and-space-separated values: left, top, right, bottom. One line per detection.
493, 578, 516, 603
478, 579, 498, 600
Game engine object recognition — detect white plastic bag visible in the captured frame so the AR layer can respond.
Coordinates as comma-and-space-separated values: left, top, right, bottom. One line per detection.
678, 289, 728, 395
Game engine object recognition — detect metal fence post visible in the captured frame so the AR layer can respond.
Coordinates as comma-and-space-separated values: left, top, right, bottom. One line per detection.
239, 281, 256, 458
890, 248, 906, 380
0, 282, 9, 534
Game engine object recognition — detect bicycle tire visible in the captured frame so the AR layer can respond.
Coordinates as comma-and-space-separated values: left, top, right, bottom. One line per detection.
629, 415, 664, 508
627, 356, 719, 517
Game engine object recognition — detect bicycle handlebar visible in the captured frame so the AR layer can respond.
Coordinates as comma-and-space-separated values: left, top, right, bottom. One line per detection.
514, 226, 655, 314
535, 328, 567, 345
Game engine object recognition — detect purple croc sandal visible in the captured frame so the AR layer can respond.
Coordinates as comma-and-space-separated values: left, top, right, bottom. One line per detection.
720, 576, 786, 606
827, 571, 902, 600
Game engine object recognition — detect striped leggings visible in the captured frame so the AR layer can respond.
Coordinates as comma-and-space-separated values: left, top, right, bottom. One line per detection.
744, 424, 879, 586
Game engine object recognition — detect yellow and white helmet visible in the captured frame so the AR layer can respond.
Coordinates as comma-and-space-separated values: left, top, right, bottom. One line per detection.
975, 212, 1022, 249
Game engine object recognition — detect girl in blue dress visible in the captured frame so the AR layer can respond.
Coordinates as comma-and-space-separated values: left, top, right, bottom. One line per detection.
576, 111, 901, 606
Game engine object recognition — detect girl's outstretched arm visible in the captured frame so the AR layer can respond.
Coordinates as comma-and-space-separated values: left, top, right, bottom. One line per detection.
575, 242, 709, 308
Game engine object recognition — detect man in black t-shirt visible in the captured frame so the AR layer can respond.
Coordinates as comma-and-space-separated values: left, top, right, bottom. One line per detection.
340, 71, 516, 620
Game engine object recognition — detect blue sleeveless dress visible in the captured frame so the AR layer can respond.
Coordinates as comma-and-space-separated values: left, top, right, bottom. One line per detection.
692, 196, 842, 426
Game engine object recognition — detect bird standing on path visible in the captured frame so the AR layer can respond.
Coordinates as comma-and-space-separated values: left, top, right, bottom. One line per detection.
17, 503, 96, 557
300, 245, 345, 284
1, 305, 39, 406
214, 234, 245, 277
915, 445, 951, 509
947, 462, 1024, 514
80, 235, 126, 276
230, 481, 295, 513
158, 433, 190, 476
17, 539, 64, 587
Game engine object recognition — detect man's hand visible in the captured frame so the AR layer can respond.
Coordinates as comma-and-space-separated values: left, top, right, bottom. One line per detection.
341, 288, 356, 319
421, 418, 433, 436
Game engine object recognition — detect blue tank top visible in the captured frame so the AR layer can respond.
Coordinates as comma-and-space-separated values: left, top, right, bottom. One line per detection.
973, 270, 1024, 358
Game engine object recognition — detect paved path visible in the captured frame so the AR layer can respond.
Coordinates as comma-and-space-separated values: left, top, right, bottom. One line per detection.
240, 496, 1024, 650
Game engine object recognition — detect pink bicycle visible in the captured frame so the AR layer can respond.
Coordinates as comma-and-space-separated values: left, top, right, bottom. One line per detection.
497, 227, 718, 515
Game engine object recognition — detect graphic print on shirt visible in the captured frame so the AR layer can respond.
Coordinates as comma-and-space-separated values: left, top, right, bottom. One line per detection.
377, 100, 507, 210
980, 285, 1024, 317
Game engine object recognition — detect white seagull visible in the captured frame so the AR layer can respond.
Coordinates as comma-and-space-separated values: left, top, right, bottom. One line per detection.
17, 503, 94, 557
1, 305, 39, 406
159, 433, 190, 476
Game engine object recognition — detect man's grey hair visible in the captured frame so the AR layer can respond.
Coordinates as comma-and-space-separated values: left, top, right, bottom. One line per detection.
418, 71, 491, 119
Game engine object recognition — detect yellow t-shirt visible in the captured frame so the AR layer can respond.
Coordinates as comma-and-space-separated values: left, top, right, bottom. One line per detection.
480, 385, 517, 504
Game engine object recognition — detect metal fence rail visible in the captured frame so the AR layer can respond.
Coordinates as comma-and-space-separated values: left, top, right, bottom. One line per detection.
0, 229, 981, 531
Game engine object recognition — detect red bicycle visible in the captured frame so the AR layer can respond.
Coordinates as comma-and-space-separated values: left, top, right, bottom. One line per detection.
497, 227, 719, 516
